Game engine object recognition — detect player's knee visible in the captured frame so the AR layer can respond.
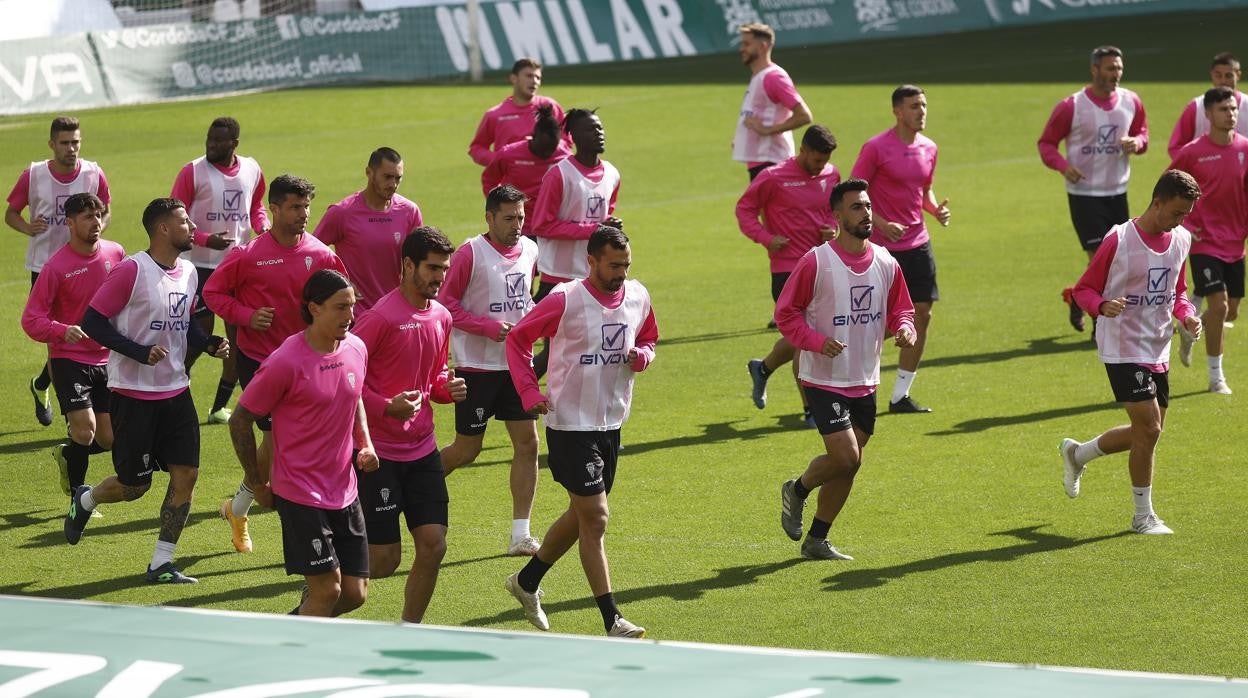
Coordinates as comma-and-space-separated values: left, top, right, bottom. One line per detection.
1135, 420, 1163, 443
415, 534, 447, 564
369, 548, 401, 579
579, 510, 609, 538
94, 431, 113, 450
339, 583, 367, 614
1207, 296, 1229, 317
69, 424, 95, 446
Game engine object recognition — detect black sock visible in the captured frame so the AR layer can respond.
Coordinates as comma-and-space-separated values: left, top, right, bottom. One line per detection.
595, 592, 621, 631
517, 556, 552, 593
211, 379, 237, 412
34, 364, 51, 391
64, 441, 91, 489
808, 517, 831, 540
759, 362, 774, 378
793, 478, 811, 500
88, 441, 106, 455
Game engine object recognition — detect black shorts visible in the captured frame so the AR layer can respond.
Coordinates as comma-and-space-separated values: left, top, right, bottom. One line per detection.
534, 280, 557, 304
892, 242, 939, 303
1105, 363, 1170, 408
234, 349, 272, 431
803, 385, 878, 436
358, 451, 449, 545
748, 162, 775, 181
274, 494, 370, 578
1189, 254, 1245, 298
192, 266, 214, 316
546, 428, 620, 497
770, 272, 791, 303
454, 370, 536, 435
1068, 193, 1128, 251
110, 389, 200, 486
49, 359, 110, 415
30, 271, 38, 289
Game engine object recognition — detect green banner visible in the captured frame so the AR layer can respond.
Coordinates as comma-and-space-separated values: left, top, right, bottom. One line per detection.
0, 33, 111, 114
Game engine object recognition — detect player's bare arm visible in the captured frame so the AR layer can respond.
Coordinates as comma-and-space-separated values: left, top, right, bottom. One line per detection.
353, 398, 379, 473
228, 405, 271, 505
5, 205, 47, 236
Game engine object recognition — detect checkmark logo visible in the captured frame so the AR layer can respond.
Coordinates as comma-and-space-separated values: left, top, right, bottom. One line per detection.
505, 272, 527, 298
850, 285, 874, 312
587, 195, 605, 219
222, 189, 243, 211
1147, 267, 1169, 293
168, 292, 189, 318
1097, 124, 1119, 145
601, 323, 628, 351
56, 194, 70, 215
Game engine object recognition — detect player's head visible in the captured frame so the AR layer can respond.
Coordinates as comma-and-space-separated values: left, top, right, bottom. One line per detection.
830, 178, 872, 240
268, 174, 315, 234
1147, 170, 1201, 232
143, 197, 194, 252
48, 116, 81, 169
891, 85, 927, 132
485, 184, 527, 247
401, 226, 454, 301
565, 108, 604, 155
301, 269, 355, 338
530, 103, 562, 159
366, 147, 404, 202
796, 125, 836, 176
510, 58, 543, 101
1210, 52, 1241, 89
1089, 46, 1123, 93
205, 117, 240, 166
587, 224, 630, 293
1203, 86, 1238, 132
63, 192, 105, 246
738, 22, 774, 67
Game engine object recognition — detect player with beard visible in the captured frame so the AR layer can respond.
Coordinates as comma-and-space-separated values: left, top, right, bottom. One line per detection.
732, 22, 813, 181
481, 105, 572, 237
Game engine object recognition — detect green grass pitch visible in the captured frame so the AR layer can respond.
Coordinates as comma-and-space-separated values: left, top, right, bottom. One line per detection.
0, 8, 1244, 679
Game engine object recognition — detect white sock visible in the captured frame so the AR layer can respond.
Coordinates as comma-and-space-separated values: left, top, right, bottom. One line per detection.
1074, 438, 1104, 467
150, 540, 176, 569
511, 518, 531, 542
1132, 485, 1153, 517
79, 487, 96, 511
891, 370, 917, 403
1208, 354, 1225, 382
231, 482, 254, 517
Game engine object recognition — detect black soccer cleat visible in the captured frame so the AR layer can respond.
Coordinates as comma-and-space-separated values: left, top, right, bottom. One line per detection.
145, 562, 198, 584
888, 395, 932, 414
1062, 287, 1085, 332
30, 377, 52, 427
64, 485, 93, 545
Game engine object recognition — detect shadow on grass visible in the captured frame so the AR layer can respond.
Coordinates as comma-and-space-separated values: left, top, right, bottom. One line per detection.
461, 558, 803, 628
0, 508, 62, 532
0, 551, 238, 598
165, 578, 302, 607
659, 326, 775, 347
881, 335, 1091, 375
926, 389, 1208, 436
18, 510, 220, 549
441, 553, 510, 570
821, 525, 1132, 592
0, 437, 69, 456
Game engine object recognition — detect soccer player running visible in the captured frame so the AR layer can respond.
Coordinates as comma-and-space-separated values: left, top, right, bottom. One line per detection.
740, 125, 841, 426
229, 270, 379, 616
503, 225, 658, 638
1038, 46, 1148, 334
22, 193, 124, 500
777, 179, 916, 561
170, 116, 268, 425
438, 186, 542, 556
353, 227, 466, 623
469, 58, 569, 167
204, 175, 348, 554
732, 22, 813, 182
7, 116, 112, 428
1167, 52, 1248, 159
1169, 87, 1248, 394
64, 198, 230, 584
1061, 170, 1203, 535
481, 105, 572, 237
313, 147, 423, 311
852, 85, 950, 414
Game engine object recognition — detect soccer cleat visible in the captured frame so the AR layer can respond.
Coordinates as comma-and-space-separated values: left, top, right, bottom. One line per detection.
888, 395, 932, 413
747, 359, 769, 409
1177, 325, 1195, 368
51, 444, 70, 497
207, 407, 233, 425
1209, 379, 1233, 395
219, 499, 253, 553
801, 537, 854, 561
504, 572, 549, 631
1060, 438, 1085, 499
1131, 513, 1174, 535
780, 479, 805, 541
30, 377, 52, 427
1062, 287, 1085, 332
507, 535, 541, 557
64, 485, 93, 545
766, 319, 778, 330
145, 562, 198, 584
607, 617, 647, 638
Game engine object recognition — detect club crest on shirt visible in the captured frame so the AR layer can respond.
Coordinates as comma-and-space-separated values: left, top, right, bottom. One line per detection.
104, 260, 112, 273
304, 256, 312, 271
347, 372, 356, 389
393, 231, 401, 244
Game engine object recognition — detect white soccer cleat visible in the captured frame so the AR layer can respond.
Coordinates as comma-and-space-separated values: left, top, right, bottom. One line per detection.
1060, 438, 1085, 499
1177, 325, 1194, 368
607, 617, 646, 638
1131, 513, 1174, 535
1209, 379, 1233, 395
504, 573, 549, 631
507, 535, 541, 557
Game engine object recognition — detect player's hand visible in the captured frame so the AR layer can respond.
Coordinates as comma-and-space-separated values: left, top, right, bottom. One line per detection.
211, 337, 230, 359
881, 222, 906, 242
766, 235, 790, 252
445, 369, 467, 403
385, 389, 422, 419
529, 400, 550, 415
895, 326, 917, 348
495, 322, 513, 342
1063, 165, 1085, 184
1099, 296, 1128, 318
26, 218, 48, 236
356, 446, 379, 473
250, 481, 273, 508
63, 325, 87, 344
821, 338, 846, 357
1120, 136, 1139, 155
147, 345, 169, 365
604, 216, 624, 231
1185, 315, 1203, 341
249, 306, 275, 331
205, 232, 233, 251
934, 198, 951, 227
819, 225, 837, 242
744, 115, 770, 136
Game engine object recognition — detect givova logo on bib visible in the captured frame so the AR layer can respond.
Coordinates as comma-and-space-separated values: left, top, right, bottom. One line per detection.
1082, 124, 1123, 155
580, 323, 629, 365
1126, 267, 1175, 307
208, 188, 248, 223
834, 285, 882, 326
150, 292, 191, 331
490, 272, 533, 313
